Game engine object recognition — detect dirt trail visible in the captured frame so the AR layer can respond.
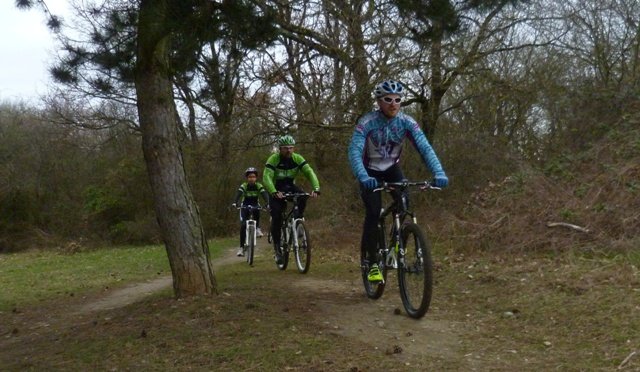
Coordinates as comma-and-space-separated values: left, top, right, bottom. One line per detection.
75, 243, 463, 365
78, 248, 241, 313
293, 276, 461, 361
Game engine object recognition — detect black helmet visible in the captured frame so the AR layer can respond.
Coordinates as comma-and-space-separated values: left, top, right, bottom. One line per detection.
245, 167, 258, 177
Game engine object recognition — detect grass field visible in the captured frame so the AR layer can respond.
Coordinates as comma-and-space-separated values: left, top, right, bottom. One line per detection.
0, 239, 232, 312
1, 240, 639, 370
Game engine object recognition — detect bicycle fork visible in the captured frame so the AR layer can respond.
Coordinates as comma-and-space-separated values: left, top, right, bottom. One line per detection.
384, 213, 404, 269
245, 220, 256, 248
290, 218, 304, 252
288, 200, 304, 251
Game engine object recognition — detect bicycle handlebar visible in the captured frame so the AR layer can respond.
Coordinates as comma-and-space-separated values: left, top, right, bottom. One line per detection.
373, 180, 441, 192
280, 192, 311, 200
236, 205, 265, 211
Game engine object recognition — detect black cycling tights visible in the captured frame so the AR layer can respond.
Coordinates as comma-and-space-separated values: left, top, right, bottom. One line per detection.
359, 164, 407, 263
269, 185, 307, 249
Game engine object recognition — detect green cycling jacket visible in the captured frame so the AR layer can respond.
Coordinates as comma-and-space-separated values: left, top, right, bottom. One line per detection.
234, 182, 269, 205
263, 152, 320, 194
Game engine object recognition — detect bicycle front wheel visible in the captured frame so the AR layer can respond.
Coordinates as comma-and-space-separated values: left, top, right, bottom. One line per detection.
277, 225, 289, 271
294, 221, 311, 273
247, 225, 255, 266
398, 223, 433, 319
276, 244, 289, 270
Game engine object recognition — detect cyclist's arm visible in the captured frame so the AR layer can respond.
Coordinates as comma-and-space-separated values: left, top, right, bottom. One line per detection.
256, 182, 270, 205
233, 184, 245, 205
405, 117, 445, 176
348, 122, 370, 182
302, 164, 320, 192
263, 154, 278, 194
294, 154, 320, 192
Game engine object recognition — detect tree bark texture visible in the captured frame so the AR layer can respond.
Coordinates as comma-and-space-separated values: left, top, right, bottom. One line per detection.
345, 1, 372, 116
424, 24, 444, 143
135, 0, 217, 297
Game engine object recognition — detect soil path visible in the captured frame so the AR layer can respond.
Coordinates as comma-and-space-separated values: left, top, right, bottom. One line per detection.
75, 243, 463, 365
78, 248, 241, 313
292, 276, 462, 362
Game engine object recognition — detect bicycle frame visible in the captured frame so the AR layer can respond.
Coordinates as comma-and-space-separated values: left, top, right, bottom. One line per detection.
361, 180, 439, 318
238, 205, 262, 247
279, 193, 309, 252
374, 181, 436, 270
270, 192, 313, 273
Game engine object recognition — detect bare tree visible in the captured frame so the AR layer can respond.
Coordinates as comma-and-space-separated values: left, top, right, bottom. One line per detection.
18, 0, 277, 297
397, 0, 557, 142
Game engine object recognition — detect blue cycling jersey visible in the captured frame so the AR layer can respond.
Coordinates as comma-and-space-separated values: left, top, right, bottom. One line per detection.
348, 110, 444, 182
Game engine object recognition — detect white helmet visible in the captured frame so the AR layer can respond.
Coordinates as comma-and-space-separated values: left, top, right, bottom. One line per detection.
373, 80, 404, 98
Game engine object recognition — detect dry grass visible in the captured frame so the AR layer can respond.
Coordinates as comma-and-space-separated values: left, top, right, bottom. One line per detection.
447, 121, 640, 255
1, 241, 639, 371
434, 249, 640, 370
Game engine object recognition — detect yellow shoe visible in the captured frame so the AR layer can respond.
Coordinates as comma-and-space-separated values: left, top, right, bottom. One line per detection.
367, 264, 383, 283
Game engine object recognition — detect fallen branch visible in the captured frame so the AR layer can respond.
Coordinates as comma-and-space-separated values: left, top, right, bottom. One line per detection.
489, 214, 508, 229
546, 222, 590, 233
618, 350, 637, 369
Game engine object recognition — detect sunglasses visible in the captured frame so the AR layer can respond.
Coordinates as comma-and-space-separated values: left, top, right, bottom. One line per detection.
381, 96, 402, 104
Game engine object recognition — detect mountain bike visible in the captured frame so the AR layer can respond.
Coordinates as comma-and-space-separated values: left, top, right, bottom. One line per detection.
361, 181, 439, 319
267, 193, 312, 273
237, 205, 264, 266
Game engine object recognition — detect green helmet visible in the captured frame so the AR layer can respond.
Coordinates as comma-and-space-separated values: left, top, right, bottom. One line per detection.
278, 135, 296, 146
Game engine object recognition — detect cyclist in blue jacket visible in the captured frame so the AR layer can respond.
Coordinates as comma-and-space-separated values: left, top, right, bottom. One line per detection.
348, 79, 449, 283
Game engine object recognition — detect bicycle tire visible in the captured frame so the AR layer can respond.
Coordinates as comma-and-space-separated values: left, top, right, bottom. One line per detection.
247, 225, 255, 266
276, 224, 289, 270
277, 245, 289, 270
294, 221, 311, 273
398, 223, 433, 319
361, 238, 387, 299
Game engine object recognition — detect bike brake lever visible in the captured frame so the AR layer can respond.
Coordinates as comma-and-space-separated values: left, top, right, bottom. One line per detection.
420, 182, 441, 191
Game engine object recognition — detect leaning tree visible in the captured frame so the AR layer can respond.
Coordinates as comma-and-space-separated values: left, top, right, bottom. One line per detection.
18, 0, 276, 297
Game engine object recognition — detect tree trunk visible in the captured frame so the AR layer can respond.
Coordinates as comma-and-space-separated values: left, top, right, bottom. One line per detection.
424, 24, 445, 143
135, 0, 217, 297
346, 1, 371, 116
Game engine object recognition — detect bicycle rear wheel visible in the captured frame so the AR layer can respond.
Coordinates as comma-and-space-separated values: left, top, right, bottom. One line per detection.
398, 223, 433, 319
247, 225, 255, 266
294, 221, 311, 273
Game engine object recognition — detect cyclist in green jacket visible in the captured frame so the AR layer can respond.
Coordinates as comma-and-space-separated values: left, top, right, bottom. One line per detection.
232, 167, 270, 257
263, 135, 320, 264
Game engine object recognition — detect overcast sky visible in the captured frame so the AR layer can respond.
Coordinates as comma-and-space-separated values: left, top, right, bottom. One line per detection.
0, 0, 70, 104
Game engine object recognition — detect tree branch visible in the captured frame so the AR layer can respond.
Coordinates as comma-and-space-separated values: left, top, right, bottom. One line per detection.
546, 222, 590, 233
